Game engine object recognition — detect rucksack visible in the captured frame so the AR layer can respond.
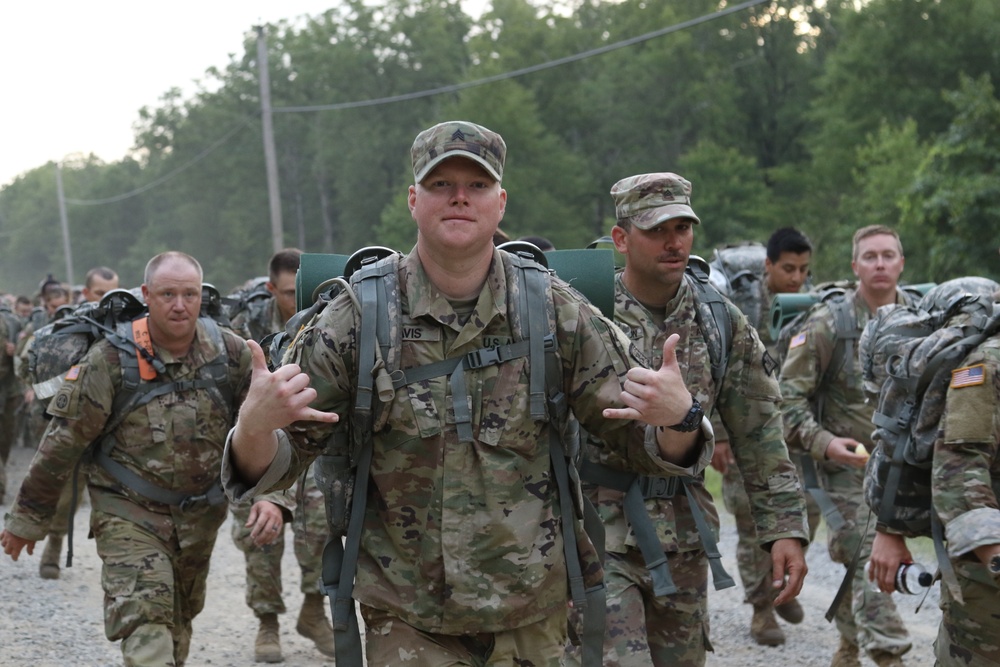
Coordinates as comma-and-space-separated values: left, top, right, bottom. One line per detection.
222, 275, 271, 327
281, 245, 613, 667
860, 277, 1000, 539
857, 277, 1000, 604
708, 241, 768, 329
28, 289, 153, 403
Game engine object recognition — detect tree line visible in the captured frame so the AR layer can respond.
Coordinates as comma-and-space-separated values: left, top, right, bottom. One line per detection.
2, 0, 998, 296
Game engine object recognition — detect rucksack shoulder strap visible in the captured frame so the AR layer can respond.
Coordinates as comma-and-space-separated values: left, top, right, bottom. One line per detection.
684, 263, 734, 388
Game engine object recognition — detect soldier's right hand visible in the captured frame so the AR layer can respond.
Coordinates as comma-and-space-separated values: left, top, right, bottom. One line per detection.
238, 339, 340, 435
0, 529, 35, 561
824, 437, 869, 468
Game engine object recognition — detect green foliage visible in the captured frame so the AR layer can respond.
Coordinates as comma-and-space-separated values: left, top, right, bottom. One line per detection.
900, 74, 1000, 282
2, 0, 1000, 296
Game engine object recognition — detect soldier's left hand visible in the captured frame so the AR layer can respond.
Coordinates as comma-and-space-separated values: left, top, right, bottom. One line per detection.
0, 529, 36, 561
604, 333, 692, 427
246, 500, 285, 547
770, 537, 807, 606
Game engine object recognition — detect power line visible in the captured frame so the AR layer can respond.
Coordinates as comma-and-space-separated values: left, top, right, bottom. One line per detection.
61, 0, 768, 205
272, 0, 770, 113
65, 118, 255, 206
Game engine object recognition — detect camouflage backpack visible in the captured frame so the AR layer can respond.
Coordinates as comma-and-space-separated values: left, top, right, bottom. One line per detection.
222, 276, 270, 325
27, 289, 152, 404
860, 277, 1000, 539
708, 241, 768, 328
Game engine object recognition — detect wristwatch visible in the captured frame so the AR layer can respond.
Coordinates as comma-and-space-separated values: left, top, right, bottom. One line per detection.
667, 397, 704, 433
988, 553, 1000, 576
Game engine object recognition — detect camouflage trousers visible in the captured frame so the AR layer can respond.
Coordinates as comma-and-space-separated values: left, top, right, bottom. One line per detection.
934, 561, 1000, 666
229, 467, 327, 616
92, 510, 221, 667
361, 603, 567, 667
819, 464, 911, 659
565, 547, 711, 667
721, 456, 821, 605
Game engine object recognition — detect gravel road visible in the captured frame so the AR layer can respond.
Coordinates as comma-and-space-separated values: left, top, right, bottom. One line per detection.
1, 445, 941, 666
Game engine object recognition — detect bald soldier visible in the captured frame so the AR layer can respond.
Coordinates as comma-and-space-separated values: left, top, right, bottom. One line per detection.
3, 252, 252, 667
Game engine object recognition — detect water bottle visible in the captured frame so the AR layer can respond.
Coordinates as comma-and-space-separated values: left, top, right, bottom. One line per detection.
895, 562, 933, 594
865, 561, 933, 594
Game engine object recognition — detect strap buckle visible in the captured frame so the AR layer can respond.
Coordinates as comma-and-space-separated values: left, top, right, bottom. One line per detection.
179, 493, 209, 512
465, 346, 502, 369
639, 476, 679, 499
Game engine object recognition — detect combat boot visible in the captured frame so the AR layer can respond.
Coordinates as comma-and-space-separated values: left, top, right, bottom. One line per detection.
39, 534, 62, 580
871, 650, 906, 667
296, 593, 335, 657
254, 613, 282, 663
750, 602, 785, 646
774, 598, 804, 624
830, 636, 862, 667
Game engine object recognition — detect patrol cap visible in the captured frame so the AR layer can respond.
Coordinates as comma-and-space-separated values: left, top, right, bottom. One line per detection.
411, 120, 506, 184
610, 172, 700, 229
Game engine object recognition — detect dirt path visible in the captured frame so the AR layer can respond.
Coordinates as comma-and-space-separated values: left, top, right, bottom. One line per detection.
1, 446, 941, 666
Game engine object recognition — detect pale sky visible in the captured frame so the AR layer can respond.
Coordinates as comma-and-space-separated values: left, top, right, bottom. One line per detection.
0, 1, 337, 187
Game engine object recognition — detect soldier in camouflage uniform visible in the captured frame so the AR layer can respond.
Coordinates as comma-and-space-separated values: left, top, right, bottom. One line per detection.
868, 294, 1000, 667
709, 227, 821, 645
32, 267, 121, 580
222, 121, 715, 667
571, 173, 808, 667
779, 225, 914, 667
227, 248, 336, 663
2, 252, 252, 667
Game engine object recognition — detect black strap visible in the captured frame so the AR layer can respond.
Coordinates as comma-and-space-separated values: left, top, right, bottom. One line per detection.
798, 453, 846, 532
92, 449, 225, 509
579, 460, 734, 593
681, 480, 735, 590
826, 509, 873, 623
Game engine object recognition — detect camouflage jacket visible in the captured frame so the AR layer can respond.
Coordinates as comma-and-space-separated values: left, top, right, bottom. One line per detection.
585, 274, 806, 554
222, 246, 711, 636
779, 287, 913, 462
229, 295, 283, 344
934, 336, 1000, 572
4, 319, 252, 547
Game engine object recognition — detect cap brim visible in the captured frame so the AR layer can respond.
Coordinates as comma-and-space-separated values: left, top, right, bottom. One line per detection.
630, 204, 700, 230
415, 152, 502, 184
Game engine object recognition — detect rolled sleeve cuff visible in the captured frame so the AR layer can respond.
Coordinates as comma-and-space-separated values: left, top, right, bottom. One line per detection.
644, 415, 715, 476
221, 427, 293, 504
2, 512, 48, 543
945, 507, 1000, 559
809, 430, 835, 462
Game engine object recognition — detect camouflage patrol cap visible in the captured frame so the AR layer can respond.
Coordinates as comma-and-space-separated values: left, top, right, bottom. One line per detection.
411, 120, 506, 184
610, 172, 700, 229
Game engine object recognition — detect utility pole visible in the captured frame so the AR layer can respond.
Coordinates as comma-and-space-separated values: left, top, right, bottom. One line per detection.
256, 25, 284, 252
54, 163, 75, 285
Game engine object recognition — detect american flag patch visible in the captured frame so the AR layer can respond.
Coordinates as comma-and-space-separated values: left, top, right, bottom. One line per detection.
789, 332, 807, 349
950, 363, 985, 388
65, 365, 82, 381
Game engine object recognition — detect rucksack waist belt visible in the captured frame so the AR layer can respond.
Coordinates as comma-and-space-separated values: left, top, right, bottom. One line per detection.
579, 459, 685, 499
93, 449, 226, 510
